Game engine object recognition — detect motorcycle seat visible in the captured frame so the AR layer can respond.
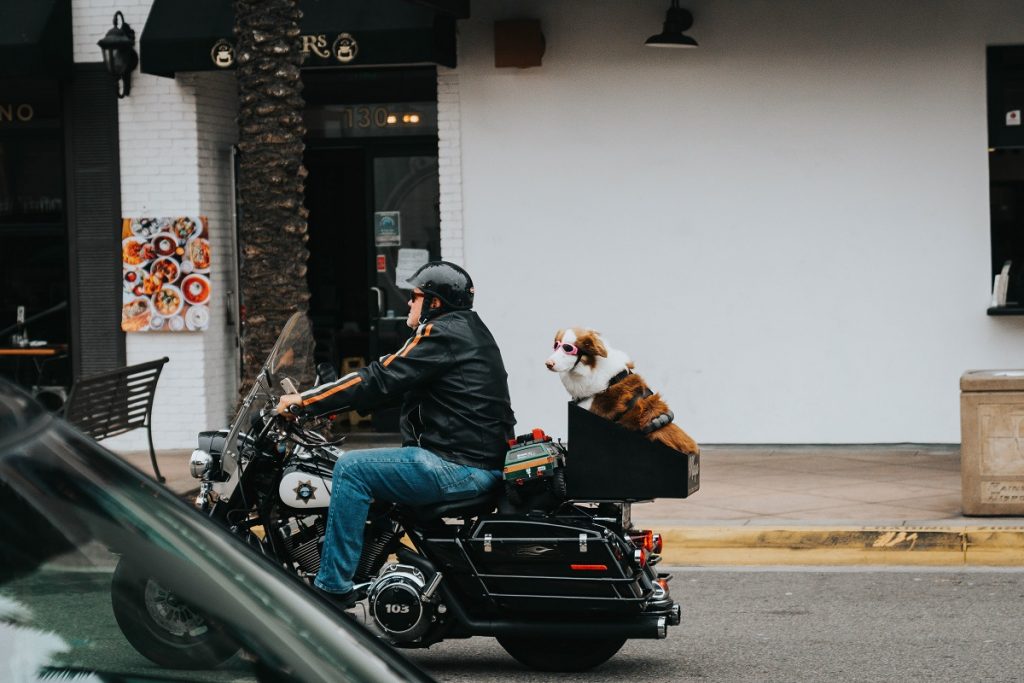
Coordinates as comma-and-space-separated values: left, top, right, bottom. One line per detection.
410, 490, 500, 522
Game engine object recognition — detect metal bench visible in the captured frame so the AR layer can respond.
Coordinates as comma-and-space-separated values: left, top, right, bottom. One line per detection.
62, 357, 170, 483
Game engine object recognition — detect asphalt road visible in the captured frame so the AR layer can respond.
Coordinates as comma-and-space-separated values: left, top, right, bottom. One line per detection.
405, 567, 1024, 683
6, 567, 1024, 682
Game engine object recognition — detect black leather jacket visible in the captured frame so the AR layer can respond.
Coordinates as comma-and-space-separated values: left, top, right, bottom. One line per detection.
299, 310, 516, 470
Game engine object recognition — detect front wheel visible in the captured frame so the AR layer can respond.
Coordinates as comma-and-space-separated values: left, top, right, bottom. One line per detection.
110, 558, 240, 669
497, 636, 626, 672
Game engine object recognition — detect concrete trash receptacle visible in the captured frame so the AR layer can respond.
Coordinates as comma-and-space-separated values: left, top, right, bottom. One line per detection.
961, 370, 1024, 515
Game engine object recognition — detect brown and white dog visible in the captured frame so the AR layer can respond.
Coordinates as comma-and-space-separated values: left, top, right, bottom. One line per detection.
545, 328, 699, 455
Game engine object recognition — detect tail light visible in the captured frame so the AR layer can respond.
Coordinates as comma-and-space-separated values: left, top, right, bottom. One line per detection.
651, 532, 663, 554
628, 530, 665, 555
629, 530, 656, 551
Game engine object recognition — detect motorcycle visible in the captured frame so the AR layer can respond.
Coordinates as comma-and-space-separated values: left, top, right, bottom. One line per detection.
111, 313, 698, 672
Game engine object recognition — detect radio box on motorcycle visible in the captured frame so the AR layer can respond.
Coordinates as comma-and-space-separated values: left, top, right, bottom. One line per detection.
564, 402, 700, 500
501, 430, 567, 512
503, 429, 565, 483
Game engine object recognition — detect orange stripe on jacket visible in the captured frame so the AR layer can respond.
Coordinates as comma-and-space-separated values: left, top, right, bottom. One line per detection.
301, 376, 362, 406
381, 337, 413, 368
383, 323, 433, 367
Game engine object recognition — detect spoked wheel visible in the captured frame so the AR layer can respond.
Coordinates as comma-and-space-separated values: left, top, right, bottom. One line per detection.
497, 636, 626, 672
111, 558, 239, 669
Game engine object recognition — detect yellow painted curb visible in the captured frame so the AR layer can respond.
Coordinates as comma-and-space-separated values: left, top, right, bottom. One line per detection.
657, 526, 1024, 566
964, 528, 1024, 566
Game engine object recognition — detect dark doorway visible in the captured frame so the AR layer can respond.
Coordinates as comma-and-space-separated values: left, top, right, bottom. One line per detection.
303, 141, 441, 432
305, 147, 369, 370
301, 68, 440, 432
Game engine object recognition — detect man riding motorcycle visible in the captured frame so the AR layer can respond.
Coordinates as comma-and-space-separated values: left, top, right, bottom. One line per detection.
276, 261, 516, 608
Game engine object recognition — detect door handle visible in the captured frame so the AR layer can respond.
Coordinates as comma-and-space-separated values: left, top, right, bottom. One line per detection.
370, 287, 384, 318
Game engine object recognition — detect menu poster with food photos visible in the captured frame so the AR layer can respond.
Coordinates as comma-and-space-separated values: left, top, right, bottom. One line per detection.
121, 216, 212, 333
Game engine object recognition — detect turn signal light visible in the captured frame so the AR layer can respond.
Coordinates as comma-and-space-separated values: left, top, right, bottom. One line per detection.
633, 548, 647, 567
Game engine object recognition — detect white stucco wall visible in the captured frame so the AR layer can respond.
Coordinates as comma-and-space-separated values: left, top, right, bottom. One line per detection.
70, 0, 1024, 446
455, 0, 1024, 443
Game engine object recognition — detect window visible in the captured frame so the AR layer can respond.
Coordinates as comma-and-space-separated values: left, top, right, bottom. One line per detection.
0, 79, 69, 388
987, 46, 1024, 313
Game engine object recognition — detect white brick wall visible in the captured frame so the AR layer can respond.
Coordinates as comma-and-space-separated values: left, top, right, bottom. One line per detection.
76, 1, 241, 449
437, 67, 465, 265
108, 70, 239, 450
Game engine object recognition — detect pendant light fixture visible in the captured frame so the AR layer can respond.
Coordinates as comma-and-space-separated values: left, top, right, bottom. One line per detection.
645, 0, 699, 49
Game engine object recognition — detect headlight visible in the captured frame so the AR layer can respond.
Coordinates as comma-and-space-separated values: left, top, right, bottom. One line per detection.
189, 449, 213, 479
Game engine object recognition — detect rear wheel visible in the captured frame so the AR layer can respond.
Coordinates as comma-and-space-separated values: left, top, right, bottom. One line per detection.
497, 636, 626, 672
111, 558, 239, 669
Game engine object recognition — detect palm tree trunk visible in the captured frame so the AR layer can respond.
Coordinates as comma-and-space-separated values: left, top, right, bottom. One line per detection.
234, 0, 310, 388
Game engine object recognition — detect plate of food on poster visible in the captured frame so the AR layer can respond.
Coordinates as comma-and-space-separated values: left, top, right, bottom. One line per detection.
121, 216, 211, 332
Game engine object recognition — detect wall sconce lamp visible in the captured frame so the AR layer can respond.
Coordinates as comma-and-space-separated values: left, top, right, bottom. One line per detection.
645, 1, 699, 48
494, 19, 545, 68
98, 11, 139, 98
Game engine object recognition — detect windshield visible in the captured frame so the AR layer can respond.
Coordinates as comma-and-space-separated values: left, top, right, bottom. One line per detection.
221, 313, 316, 480
267, 312, 317, 392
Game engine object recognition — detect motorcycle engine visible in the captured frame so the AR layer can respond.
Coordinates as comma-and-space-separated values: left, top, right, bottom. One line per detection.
276, 515, 325, 577
367, 563, 439, 643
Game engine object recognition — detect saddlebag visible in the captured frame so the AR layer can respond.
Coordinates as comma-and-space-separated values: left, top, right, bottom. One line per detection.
461, 516, 654, 614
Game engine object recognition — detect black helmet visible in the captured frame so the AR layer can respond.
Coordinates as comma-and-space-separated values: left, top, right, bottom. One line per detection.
406, 261, 474, 310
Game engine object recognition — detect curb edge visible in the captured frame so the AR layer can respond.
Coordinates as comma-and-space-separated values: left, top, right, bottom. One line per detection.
657, 526, 1024, 566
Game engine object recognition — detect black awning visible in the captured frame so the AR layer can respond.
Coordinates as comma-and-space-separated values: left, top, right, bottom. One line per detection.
140, 0, 458, 78
0, 0, 72, 78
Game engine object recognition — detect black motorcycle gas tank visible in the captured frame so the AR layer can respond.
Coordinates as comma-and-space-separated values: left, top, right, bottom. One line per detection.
428, 516, 652, 614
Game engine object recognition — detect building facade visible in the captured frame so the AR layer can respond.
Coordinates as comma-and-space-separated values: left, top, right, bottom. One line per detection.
3, 0, 1024, 449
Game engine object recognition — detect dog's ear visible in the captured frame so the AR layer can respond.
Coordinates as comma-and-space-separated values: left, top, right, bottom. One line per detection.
577, 330, 607, 358
553, 329, 564, 344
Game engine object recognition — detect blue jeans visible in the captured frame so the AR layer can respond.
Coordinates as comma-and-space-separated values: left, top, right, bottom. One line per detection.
314, 446, 500, 595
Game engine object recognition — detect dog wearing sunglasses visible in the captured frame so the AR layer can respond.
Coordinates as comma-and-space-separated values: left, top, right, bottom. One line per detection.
545, 328, 699, 455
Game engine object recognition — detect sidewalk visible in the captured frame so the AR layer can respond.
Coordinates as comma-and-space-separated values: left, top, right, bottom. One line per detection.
628, 445, 1024, 567
113, 442, 1024, 567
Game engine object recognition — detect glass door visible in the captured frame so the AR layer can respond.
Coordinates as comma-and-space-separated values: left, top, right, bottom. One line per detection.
368, 153, 440, 359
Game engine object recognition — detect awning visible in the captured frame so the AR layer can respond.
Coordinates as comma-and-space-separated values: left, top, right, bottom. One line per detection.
0, 0, 72, 78
140, 0, 458, 77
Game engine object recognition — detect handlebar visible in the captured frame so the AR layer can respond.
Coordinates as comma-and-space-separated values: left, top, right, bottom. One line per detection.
265, 377, 346, 448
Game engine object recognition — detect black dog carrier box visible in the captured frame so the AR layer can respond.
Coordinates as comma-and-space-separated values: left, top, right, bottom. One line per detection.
564, 402, 700, 500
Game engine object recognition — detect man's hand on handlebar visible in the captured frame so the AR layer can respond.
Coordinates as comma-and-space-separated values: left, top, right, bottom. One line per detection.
276, 394, 304, 418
